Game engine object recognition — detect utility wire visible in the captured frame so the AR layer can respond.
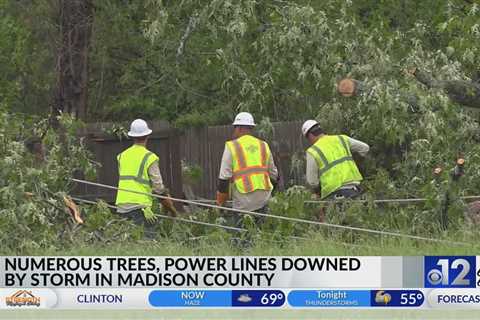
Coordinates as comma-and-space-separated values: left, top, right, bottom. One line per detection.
71, 179, 469, 246
70, 196, 247, 233
192, 196, 480, 205
72, 196, 316, 245
71, 196, 376, 249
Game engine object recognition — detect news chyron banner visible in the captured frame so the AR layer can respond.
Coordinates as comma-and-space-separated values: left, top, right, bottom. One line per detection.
0, 256, 479, 310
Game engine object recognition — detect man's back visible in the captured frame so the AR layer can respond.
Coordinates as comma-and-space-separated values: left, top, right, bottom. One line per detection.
219, 134, 278, 211
116, 144, 159, 206
307, 134, 363, 199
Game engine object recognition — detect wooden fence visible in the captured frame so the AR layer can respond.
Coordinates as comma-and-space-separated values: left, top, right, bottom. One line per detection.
73, 120, 308, 203
179, 121, 307, 198
73, 121, 183, 202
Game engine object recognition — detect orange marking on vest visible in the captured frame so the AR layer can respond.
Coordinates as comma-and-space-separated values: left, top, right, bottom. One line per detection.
232, 140, 247, 169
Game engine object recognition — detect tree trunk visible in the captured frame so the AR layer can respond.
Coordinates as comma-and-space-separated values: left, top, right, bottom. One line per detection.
53, 0, 93, 121
337, 73, 480, 110
412, 68, 480, 109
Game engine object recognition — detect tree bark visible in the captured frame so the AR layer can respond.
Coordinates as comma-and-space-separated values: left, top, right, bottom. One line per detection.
412, 68, 480, 109
176, 14, 198, 63
338, 73, 480, 110
53, 0, 93, 120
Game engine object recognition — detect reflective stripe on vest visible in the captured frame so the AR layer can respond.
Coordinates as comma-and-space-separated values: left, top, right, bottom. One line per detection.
115, 145, 159, 206
227, 135, 272, 193
307, 135, 363, 199
309, 140, 353, 176
119, 152, 153, 185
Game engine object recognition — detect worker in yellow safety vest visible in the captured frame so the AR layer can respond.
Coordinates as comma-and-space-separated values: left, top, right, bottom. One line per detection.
216, 112, 278, 214
302, 120, 369, 200
116, 119, 177, 238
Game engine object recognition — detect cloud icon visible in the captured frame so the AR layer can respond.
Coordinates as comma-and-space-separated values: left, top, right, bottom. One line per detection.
237, 294, 252, 303
375, 291, 392, 305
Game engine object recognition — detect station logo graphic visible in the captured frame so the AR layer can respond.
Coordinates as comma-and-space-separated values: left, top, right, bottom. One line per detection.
425, 256, 476, 288
5, 290, 41, 307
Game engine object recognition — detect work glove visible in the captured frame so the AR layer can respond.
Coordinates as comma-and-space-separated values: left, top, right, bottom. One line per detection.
160, 197, 178, 217
142, 207, 157, 224
216, 191, 229, 207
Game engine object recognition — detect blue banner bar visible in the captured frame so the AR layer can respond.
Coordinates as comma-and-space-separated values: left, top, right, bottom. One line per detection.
149, 290, 231, 307
232, 290, 285, 307
370, 290, 424, 307
288, 290, 371, 307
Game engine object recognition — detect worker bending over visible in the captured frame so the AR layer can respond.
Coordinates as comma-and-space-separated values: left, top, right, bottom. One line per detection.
302, 120, 369, 200
216, 112, 278, 214
115, 119, 177, 238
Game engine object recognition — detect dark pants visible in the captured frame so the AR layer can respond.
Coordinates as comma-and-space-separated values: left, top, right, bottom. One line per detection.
222, 205, 268, 228
228, 205, 267, 228
230, 206, 268, 248
253, 205, 267, 225
123, 209, 157, 240
326, 186, 361, 200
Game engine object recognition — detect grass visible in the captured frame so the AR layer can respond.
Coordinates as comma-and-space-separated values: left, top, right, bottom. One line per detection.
3, 231, 479, 256
5, 194, 480, 256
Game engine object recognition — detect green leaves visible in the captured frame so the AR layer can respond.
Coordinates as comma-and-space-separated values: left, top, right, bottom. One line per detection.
0, 112, 99, 253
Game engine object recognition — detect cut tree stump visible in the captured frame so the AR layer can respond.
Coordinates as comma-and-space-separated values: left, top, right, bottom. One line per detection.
337, 78, 365, 97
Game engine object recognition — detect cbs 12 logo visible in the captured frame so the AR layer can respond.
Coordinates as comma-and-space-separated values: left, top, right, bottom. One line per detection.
425, 256, 476, 288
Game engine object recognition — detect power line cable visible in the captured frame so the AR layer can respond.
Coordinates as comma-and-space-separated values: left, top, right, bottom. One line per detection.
71, 178, 469, 246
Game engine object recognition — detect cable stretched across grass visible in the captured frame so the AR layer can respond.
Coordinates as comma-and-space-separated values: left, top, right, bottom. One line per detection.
195, 196, 480, 205
71, 178, 470, 246
71, 196, 311, 244
70, 196, 247, 233
307, 196, 480, 204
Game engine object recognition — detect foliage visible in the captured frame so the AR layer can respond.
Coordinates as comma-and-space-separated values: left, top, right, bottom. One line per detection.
79, 201, 143, 243
101, 123, 128, 141
1, 0, 480, 253
0, 0, 55, 115
140, 0, 480, 223
0, 0, 31, 111
255, 117, 275, 141
0, 112, 98, 252
181, 160, 203, 185
1, 0, 478, 122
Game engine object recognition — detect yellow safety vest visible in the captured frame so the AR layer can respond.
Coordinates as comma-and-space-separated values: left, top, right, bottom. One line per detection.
226, 135, 273, 194
115, 144, 159, 206
307, 135, 363, 199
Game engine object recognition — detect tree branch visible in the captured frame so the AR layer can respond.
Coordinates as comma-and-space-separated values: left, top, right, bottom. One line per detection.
412, 68, 480, 109
176, 14, 199, 63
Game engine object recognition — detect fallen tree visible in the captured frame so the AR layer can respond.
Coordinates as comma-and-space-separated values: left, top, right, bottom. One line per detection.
337, 69, 480, 109
411, 68, 480, 109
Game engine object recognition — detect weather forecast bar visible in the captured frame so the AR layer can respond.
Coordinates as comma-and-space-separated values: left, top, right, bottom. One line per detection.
1, 256, 480, 309
148, 290, 286, 307
288, 290, 370, 307
149, 290, 232, 307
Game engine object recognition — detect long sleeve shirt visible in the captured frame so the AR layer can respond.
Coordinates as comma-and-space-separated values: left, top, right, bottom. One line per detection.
306, 136, 369, 188
218, 143, 278, 211
117, 160, 166, 213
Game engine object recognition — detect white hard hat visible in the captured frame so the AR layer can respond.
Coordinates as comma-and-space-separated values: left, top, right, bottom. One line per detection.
128, 119, 152, 137
232, 112, 256, 126
302, 119, 319, 137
